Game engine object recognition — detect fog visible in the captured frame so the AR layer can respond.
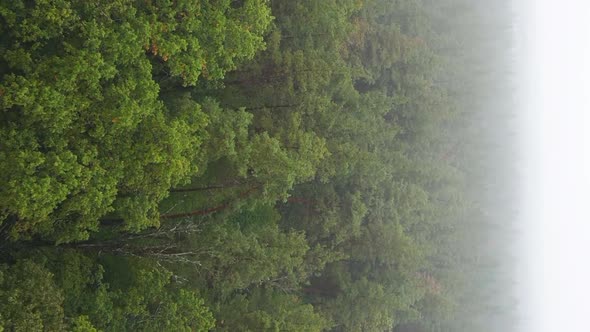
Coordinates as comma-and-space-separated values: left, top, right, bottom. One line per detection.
516, 0, 590, 331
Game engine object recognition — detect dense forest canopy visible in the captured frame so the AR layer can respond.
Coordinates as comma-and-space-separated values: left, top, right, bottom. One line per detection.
0, 0, 516, 331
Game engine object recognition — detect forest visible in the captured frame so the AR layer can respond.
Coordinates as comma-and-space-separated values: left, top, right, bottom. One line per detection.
0, 0, 517, 331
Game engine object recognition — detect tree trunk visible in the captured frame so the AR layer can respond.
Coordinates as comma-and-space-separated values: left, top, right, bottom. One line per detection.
161, 185, 261, 220
169, 181, 245, 193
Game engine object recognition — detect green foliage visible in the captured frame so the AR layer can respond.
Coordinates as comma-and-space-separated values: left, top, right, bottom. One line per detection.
0, 251, 216, 332
216, 288, 330, 332
138, 0, 273, 85
324, 277, 397, 332
71, 316, 99, 332
107, 267, 214, 332
194, 205, 310, 293
0, 0, 271, 242
0, 260, 65, 331
199, 99, 253, 172
0, 0, 515, 331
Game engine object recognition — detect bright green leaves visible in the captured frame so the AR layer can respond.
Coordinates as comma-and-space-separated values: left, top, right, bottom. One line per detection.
138, 0, 273, 85
0, 0, 272, 242
0, 53, 195, 242
71, 316, 99, 332
169, 289, 217, 332
112, 104, 208, 233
